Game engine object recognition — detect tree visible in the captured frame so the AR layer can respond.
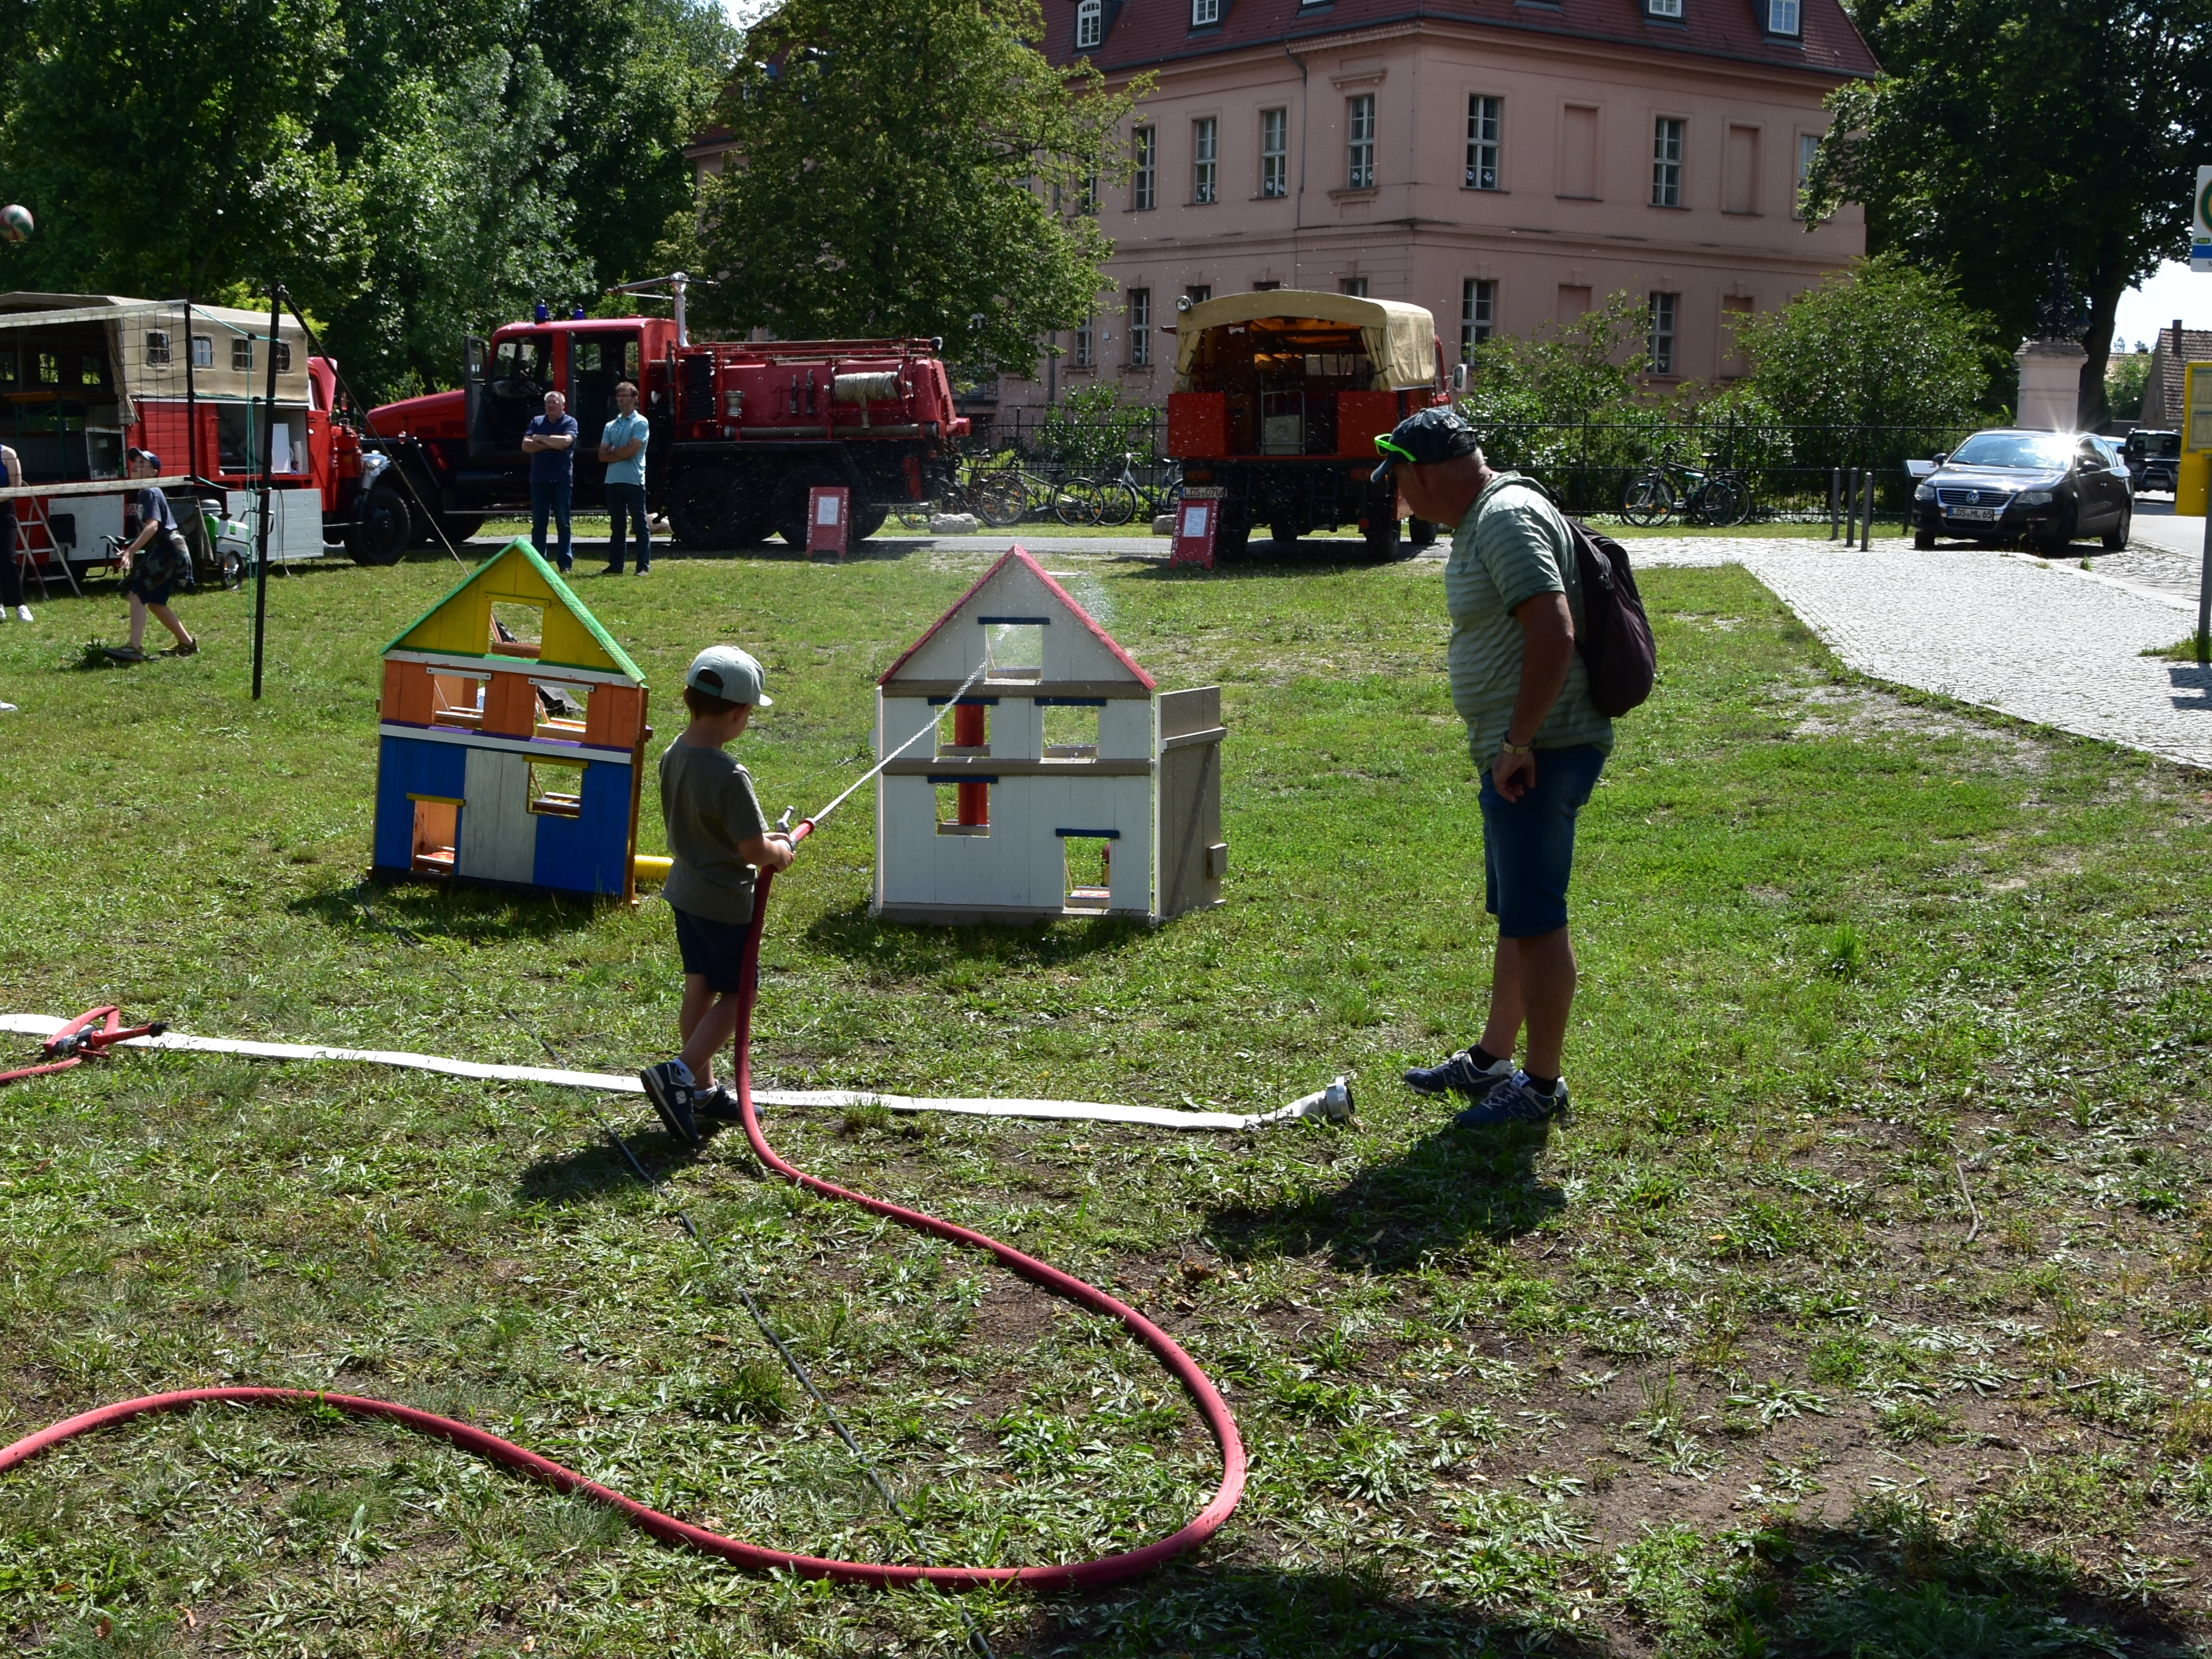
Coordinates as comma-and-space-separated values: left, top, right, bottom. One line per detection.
2106, 347, 2154, 422
692, 0, 1147, 368
1806, 0, 2212, 425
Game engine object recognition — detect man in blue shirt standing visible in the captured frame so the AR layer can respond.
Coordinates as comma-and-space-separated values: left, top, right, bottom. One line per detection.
597, 380, 652, 575
523, 389, 578, 571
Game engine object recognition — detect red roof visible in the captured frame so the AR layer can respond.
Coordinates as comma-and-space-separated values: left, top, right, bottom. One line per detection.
878, 546, 1157, 690
1052, 0, 1878, 81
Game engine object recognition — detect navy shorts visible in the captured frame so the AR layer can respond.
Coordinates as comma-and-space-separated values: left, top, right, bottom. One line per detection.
670, 905, 754, 994
1480, 744, 1606, 938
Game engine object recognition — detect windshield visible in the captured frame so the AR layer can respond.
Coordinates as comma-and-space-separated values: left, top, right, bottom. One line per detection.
1948, 432, 2073, 470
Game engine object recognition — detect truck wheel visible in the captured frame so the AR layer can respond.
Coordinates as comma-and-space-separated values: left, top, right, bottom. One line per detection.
1408, 517, 1438, 548
774, 466, 843, 549
854, 501, 889, 541
668, 469, 737, 549
349, 484, 411, 566
434, 514, 486, 546
1359, 513, 1405, 562
1269, 521, 1302, 552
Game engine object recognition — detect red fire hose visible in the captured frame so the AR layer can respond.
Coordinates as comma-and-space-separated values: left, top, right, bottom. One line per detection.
0, 820, 1248, 1589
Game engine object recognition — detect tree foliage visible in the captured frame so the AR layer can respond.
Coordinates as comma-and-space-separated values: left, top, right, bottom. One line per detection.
0, 0, 734, 403
1806, 0, 2212, 423
693, 0, 1147, 369
1458, 292, 1655, 429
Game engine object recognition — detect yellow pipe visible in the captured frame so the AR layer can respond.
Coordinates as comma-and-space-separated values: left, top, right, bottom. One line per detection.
632, 854, 672, 883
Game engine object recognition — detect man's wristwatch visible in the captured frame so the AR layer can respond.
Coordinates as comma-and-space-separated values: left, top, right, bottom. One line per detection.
1499, 737, 1533, 755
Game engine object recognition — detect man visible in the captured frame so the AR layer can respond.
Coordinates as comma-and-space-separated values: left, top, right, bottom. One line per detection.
597, 380, 651, 576
521, 389, 578, 572
1379, 408, 1611, 1129
0, 433, 31, 623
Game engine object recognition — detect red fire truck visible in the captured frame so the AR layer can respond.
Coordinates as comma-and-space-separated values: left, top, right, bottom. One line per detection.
366, 312, 967, 552
1165, 290, 1455, 561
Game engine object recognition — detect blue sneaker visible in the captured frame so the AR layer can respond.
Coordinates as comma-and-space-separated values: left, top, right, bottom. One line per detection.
1404, 1048, 1516, 1100
1452, 1071, 1570, 1130
694, 1084, 743, 1123
640, 1061, 700, 1146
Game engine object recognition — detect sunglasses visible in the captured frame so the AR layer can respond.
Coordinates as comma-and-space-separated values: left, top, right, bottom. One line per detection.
1373, 435, 1418, 466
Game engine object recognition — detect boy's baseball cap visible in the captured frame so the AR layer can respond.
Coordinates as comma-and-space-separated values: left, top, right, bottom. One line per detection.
1370, 407, 1479, 485
128, 447, 160, 471
686, 645, 771, 706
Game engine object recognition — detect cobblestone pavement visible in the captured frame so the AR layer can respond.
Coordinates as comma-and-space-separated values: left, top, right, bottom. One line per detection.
1637, 538, 2212, 769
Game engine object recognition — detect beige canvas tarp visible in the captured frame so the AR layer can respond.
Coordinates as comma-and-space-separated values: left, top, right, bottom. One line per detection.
0, 293, 310, 421
1172, 290, 1437, 392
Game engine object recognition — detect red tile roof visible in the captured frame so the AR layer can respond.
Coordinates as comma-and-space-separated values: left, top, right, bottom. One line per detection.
1053, 0, 1879, 82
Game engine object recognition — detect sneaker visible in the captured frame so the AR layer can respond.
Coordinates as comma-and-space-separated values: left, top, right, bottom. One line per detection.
639, 1060, 700, 1146
0, 701, 16, 713
1453, 1071, 1571, 1131
695, 1084, 743, 1123
103, 645, 148, 662
601, 564, 623, 576
9, 604, 25, 622
1403, 1048, 1516, 1100
171, 637, 199, 657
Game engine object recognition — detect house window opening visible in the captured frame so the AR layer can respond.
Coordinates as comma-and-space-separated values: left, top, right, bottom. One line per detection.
1652, 117, 1684, 207
144, 330, 172, 368
190, 335, 213, 369
273, 341, 292, 372
1185, 285, 1211, 307
1192, 0, 1220, 24
429, 671, 488, 731
1794, 132, 1820, 219
1076, 0, 1102, 48
1466, 95, 1501, 190
1766, 0, 1801, 34
490, 601, 544, 656
534, 679, 590, 737
1062, 834, 1114, 910
232, 337, 254, 372
1128, 288, 1151, 367
410, 799, 460, 874
1041, 702, 1100, 758
1193, 117, 1218, 204
1647, 0, 1682, 14
1347, 94, 1376, 189
983, 622, 1044, 681
1074, 315, 1094, 369
1648, 292, 1679, 375
1462, 278, 1496, 358
1261, 108, 1288, 198
1133, 126, 1156, 210
937, 699, 990, 757
935, 779, 990, 835
528, 760, 585, 818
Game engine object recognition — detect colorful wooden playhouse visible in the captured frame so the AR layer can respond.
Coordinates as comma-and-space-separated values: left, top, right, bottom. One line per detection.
372, 540, 650, 899
874, 546, 1227, 925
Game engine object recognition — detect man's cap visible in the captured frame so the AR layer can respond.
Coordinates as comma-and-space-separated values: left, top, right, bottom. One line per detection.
686, 645, 771, 707
1370, 406, 1480, 486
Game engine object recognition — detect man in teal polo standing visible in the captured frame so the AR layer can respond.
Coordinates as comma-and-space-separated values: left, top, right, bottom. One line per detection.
598, 380, 651, 575
1377, 408, 1613, 1130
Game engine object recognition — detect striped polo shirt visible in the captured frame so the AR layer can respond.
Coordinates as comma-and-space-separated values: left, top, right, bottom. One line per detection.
1444, 472, 1614, 765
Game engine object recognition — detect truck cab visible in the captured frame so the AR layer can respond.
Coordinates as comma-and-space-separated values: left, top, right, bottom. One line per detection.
1166, 291, 1448, 559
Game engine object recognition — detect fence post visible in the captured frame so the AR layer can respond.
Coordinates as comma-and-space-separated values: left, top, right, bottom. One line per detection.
1844, 468, 1859, 545
1861, 470, 1874, 552
1578, 415, 1589, 517
1829, 467, 1840, 540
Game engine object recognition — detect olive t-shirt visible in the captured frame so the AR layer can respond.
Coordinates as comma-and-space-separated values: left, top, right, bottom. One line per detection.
658, 739, 769, 924
1444, 472, 1614, 764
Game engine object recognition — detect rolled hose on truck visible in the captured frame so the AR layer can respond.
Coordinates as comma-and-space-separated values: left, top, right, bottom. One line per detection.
0, 814, 1248, 1590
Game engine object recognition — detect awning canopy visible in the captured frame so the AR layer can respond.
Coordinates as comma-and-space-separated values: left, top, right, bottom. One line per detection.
1173, 290, 1437, 392
0, 293, 311, 418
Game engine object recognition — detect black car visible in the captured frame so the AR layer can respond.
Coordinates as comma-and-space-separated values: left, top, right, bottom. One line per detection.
1911, 428, 2132, 553
2123, 427, 2181, 494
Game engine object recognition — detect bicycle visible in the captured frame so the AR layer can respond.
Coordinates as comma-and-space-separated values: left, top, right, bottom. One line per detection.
1082, 452, 1183, 528
891, 460, 1027, 530
1621, 446, 1752, 528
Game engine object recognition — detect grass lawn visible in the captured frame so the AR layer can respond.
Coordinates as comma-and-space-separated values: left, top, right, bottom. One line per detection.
6, 538, 2212, 1656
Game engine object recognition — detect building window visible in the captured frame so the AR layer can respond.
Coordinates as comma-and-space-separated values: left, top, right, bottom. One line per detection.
1079, 172, 1098, 215
1340, 277, 1368, 297
1261, 108, 1288, 199
232, 337, 253, 372
1646, 0, 1682, 14
1128, 288, 1151, 367
1347, 94, 1375, 190
1074, 315, 1094, 369
1461, 279, 1496, 357
1193, 117, 1217, 204
144, 330, 171, 367
1794, 131, 1819, 218
1076, 0, 1102, 48
190, 335, 213, 368
1192, 0, 1219, 24
1648, 292, 1678, 375
1465, 96, 1501, 190
274, 341, 291, 372
1185, 285, 1211, 306
1766, 0, 1801, 34
1253, 280, 1281, 291
1133, 126, 1156, 210
1652, 116, 1684, 207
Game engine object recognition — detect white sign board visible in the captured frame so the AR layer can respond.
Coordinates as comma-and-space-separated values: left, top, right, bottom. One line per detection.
2195, 165, 2212, 273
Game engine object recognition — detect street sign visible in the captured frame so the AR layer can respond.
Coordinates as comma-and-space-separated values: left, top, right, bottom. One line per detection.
2195, 165, 2212, 272
1171, 488, 1223, 570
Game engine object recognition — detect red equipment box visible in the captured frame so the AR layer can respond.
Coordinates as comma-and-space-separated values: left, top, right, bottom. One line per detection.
806, 486, 851, 558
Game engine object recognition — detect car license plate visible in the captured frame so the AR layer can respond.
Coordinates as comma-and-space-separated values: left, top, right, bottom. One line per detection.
1948, 505, 1998, 522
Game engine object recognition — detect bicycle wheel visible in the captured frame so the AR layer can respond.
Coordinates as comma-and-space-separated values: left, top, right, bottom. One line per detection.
1721, 473, 1754, 526
893, 499, 935, 531
1094, 483, 1139, 528
1691, 478, 1740, 528
971, 471, 1026, 528
1621, 473, 1673, 527
1055, 478, 1104, 526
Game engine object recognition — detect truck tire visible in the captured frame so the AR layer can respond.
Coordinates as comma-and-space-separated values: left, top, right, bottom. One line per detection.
429, 513, 486, 547
1408, 517, 1438, 548
1269, 521, 1302, 552
774, 466, 843, 549
1359, 512, 1405, 562
668, 468, 738, 549
349, 484, 411, 566
854, 500, 889, 541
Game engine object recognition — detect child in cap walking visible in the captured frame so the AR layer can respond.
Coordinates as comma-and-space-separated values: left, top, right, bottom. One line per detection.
639, 645, 794, 1146
108, 448, 197, 661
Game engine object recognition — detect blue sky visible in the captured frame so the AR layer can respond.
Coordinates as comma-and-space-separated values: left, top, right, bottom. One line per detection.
2116, 260, 2212, 351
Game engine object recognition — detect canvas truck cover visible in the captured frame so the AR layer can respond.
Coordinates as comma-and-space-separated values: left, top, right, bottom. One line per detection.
0, 293, 312, 420
1172, 290, 1437, 393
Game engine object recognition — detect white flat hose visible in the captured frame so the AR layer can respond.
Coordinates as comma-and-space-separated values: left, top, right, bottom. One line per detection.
0, 1015, 1353, 1133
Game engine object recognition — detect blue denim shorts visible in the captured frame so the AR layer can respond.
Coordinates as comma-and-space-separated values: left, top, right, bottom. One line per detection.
670, 905, 754, 994
1479, 744, 1606, 938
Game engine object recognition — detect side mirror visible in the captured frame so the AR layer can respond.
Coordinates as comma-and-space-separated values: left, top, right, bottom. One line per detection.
1931, 452, 1947, 467
1451, 363, 1468, 394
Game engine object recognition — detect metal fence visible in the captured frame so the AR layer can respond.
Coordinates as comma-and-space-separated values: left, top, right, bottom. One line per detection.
954, 405, 1975, 528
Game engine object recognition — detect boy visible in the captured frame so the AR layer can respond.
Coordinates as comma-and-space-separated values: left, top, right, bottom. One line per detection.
107, 448, 197, 662
639, 645, 794, 1146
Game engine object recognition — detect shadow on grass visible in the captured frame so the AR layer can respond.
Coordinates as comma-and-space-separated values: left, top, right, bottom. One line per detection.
515, 1118, 728, 1204
801, 901, 1150, 969
1030, 1496, 2194, 1656
1206, 1120, 1566, 1271
286, 879, 604, 945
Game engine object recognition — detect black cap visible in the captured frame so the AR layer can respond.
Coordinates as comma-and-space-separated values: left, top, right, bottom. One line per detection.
1370, 406, 1479, 486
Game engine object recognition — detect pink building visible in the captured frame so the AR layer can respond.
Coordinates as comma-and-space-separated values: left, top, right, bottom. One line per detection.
1008, 0, 1875, 410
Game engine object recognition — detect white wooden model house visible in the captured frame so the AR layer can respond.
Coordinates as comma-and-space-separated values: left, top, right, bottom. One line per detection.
874, 547, 1227, 924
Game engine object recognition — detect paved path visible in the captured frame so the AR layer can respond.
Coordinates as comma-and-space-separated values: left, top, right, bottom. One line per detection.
1640, 539, 2212, 768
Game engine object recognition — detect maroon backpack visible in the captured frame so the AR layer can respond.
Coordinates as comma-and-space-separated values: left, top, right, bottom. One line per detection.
1504, 479, 1657, 718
